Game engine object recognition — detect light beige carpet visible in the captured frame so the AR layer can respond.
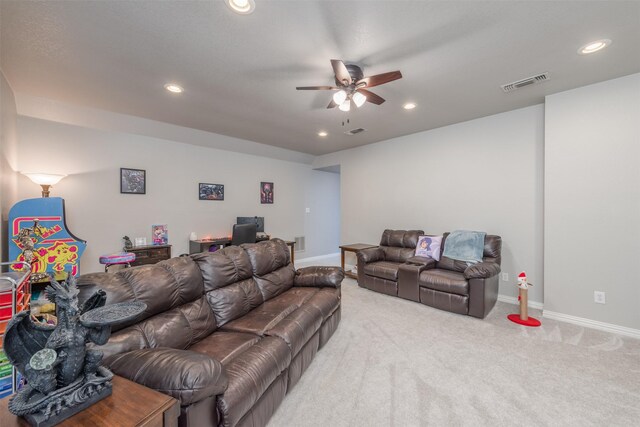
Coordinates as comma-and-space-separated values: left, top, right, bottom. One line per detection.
269, 271, 640, 426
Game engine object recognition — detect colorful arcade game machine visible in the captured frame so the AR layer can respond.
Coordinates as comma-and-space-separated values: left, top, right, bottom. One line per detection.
8, 197, 86, 282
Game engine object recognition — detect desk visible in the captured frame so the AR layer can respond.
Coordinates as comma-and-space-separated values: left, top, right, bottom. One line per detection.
0, 375, 180, 426
189, 238, 296, 263
339, 243, 378, 279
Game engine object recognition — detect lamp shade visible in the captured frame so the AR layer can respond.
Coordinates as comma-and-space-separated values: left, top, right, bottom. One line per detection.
352, 91, 367, 108
338, 99, 351, 112
23, 173, 67, 186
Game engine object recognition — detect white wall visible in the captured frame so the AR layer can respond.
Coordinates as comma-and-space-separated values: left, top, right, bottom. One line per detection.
314, 105, 545, 303
544, 73, 640, 330
0, 70, 19, 263
15, 116, 340, 273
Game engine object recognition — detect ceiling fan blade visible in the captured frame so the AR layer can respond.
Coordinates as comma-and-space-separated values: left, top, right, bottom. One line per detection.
327, 99, 338, 109
331, 59, 352, 85
358, 89, 385, 105
357, 71, 402, 88
296, 86, 338, 90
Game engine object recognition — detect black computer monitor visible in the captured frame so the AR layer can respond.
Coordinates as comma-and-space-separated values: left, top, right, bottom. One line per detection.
236, 216, 264, 233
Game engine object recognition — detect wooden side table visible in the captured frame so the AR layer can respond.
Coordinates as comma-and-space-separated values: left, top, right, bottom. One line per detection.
0, 375, 180, 426
339, 243, 378, 279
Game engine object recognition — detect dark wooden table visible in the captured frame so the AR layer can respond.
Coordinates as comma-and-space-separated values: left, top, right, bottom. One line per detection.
129, 245, 172, 267
0, 375, 180, 427
339, 243, 378, 279
189, 237, 295, 263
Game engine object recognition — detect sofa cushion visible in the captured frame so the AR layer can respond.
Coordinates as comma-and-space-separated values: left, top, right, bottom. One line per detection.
304, 288, 341, 320
192, 246, 253, 291
253, 264, 296, 301
266, 304, 323, 356
220, 287, 318, 336
364, 260, 402, 281
217, 336, 291, 427
242, 239, 290, 276
77, 256, 204, 331
189, 331, 261, 366
419, 269, 469, 296
206, 278, 264, 327
379, 229, 423, 248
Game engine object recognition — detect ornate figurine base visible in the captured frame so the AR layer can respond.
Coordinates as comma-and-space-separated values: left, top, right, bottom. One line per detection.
507, 313, 541, 327
23, 385, 112, 427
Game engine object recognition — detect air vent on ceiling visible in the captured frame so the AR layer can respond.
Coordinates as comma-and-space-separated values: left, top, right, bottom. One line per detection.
501, 72, 550, 93
344, 128, 366, 136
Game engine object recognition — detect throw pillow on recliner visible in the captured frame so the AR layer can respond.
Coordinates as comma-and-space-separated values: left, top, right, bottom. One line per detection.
414, 235, 443, 261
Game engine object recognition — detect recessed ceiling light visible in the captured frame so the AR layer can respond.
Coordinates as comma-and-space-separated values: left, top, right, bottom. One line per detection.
403, 102, 416, 110
226, 0, 255, 14
164, 83, 184, 93
578, 39, 611, 55
317, 131, 328, 137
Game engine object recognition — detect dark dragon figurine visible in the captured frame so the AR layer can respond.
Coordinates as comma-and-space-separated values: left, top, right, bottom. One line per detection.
3, 275, 145, 426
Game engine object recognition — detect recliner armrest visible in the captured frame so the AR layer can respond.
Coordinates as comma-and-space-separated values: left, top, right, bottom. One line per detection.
294, 266, 344, 288
405, 256, 437, 269
356, 247, 384, 264
105, 347, 228, 405
464, 262, 501, 279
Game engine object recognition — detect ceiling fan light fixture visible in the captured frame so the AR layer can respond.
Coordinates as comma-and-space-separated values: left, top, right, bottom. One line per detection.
352, 91, 367, 108
226, 0, 255, 14
332, 90, 347, 105
338, 100, 351, 112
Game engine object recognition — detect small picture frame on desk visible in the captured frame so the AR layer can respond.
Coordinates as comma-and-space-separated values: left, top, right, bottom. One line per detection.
120, 168, 146, 194
199, 183, 224, 201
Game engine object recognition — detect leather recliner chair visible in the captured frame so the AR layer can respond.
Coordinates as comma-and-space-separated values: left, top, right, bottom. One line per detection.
356, 229, 424, 296
358, 230, 502, 318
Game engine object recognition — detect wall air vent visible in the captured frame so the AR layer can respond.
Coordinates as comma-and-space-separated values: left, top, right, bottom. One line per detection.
501, 72, 550, 93
294, 236, 305, 252
344, 128, 366, 136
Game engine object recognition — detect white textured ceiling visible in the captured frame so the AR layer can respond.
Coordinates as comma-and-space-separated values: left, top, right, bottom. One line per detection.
2, 1, 639, 156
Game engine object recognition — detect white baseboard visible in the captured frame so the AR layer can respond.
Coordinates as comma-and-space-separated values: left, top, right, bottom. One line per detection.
542, 310, 640, 339
498, 294, 544, 310
295, 252, 340, 264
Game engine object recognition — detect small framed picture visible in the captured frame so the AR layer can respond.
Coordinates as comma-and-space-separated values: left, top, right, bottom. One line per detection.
120, 168, 146, 194
260, 182, 273, 204
152, 224, 168, 245
199, 183, 224, 201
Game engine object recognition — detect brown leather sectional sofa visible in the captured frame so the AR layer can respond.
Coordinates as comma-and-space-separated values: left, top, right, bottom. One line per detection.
77, 238, 343, 427
357, 229, 501, 318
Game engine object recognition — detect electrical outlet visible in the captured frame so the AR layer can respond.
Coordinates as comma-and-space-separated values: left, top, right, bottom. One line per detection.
594, 291, 606, 304
501, 272, 509, 282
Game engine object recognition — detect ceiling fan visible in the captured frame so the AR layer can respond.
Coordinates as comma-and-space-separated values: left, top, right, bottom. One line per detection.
296, 59, 402, 112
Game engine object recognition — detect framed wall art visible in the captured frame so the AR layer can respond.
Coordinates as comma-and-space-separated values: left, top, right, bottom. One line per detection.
199, 183, 224, 201
260, 182, 273, 204
120, 168, 146, 194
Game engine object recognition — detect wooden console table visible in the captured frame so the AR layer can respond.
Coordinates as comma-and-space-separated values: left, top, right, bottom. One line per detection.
129, 245, 172, 267
0, 375, 180, 426
339, 243, 378, 279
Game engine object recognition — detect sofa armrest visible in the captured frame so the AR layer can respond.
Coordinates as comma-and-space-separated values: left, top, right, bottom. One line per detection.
294, 266, 344, 288
405, 256, 437, 269
464, 262, 501, 279
105, 347, 228, 405
356, 247, 384, 264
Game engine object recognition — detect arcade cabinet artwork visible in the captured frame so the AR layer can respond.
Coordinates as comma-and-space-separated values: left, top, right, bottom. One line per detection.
8, 197, 86, 283
507, 271, 541, 327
